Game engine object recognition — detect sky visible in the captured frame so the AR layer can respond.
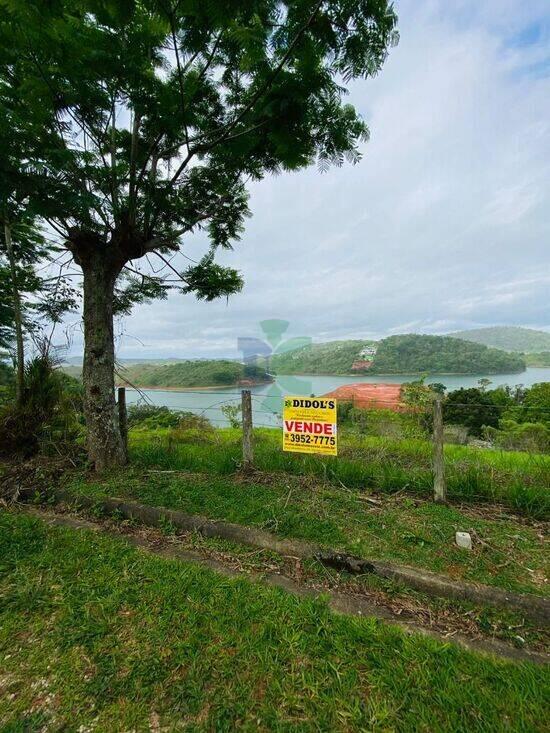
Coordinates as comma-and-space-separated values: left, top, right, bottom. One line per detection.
65, 0, 550, 359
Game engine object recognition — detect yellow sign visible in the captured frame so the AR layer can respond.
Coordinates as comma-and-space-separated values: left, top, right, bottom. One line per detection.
282, 396, 337, 456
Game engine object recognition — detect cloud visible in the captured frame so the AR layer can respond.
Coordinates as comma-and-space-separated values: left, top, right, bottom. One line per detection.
62, 0, 550, 358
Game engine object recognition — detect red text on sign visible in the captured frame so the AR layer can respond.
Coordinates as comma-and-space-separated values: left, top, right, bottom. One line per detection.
284, 421, 334, 435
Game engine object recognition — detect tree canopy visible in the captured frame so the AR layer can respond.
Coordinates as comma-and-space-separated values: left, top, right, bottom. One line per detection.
0, 0, 398, 468
370, 334, 525, 375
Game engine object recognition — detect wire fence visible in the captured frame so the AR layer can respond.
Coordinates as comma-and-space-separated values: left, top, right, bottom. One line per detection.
121, 385, 550, 441
116, 385, 550, 516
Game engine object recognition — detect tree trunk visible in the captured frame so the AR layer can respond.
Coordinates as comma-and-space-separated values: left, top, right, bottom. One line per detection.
81, 253, 126, 471
4, 221, 24, 404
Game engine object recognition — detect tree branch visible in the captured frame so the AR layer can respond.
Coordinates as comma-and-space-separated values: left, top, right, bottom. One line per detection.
169, 0, 324, 186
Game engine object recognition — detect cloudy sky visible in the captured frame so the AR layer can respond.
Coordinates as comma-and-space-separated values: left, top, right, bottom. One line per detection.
66, 0, 550, 359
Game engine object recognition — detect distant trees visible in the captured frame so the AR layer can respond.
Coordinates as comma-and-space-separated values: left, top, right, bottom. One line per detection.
444, 382, 550, 448
0, 0, 397, 469
444, 388, 500, 437
119, 360, 270, 388
270, 340, 376, 374
370, 334, 525, 375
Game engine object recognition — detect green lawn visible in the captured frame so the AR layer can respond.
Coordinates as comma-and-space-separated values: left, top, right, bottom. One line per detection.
129, 427, 550, 519
62, 464, 548, 597
0, 511, 548, 732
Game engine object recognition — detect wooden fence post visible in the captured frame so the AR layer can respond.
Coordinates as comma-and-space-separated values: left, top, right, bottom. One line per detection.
433, 396, 446, 503
118, 386, 128, 463
241, 389, 253, 470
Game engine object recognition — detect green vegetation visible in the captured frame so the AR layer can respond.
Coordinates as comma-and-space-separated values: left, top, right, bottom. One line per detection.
268, 334, 527, 376
125, 427, 550, 519
270, 340, 375, 374
370, 334, 525, 374
442, 383, 550, 449
503, 383, 550, 428
0, 360, 14, 386
2, 0, 397, 470
486, 421, 550, 453
0, 355, 83, 459
525, 351, 550, 367
127, 405, 213, 433
451, 326, 550, 353
0, 512, 547, 732
117, 360, 270, 389
63, 456, 548, 595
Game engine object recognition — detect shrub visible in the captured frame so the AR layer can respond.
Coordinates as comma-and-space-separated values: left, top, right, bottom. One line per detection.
167, 414, 214, 447
127, 404, 181, 429
176, 412, 213, 431
444, 388, 500, 437
504, 383, 550, 429
0, 360, 14, 386
484, 420, 550, 453
337, 403, 428, 439
221, 403, 242, 428
0, 355, 83, 458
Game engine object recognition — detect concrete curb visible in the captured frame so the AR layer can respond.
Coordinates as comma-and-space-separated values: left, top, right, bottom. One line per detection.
20, 486, 550, 624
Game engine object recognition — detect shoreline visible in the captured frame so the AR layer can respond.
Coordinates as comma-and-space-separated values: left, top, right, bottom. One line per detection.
268, 370, 528, 378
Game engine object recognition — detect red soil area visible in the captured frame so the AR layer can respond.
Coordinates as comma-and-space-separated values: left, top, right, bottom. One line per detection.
351, 360, 373, 371
324, 383, 404, 411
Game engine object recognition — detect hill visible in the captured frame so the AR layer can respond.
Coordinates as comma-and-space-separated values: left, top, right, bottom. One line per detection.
269, 340, 376, 375
119, 360, 271, 388
369, 334, 525, 375
524, 352, 550, 368
64, 361, 270, 388
450, 326, 550, 353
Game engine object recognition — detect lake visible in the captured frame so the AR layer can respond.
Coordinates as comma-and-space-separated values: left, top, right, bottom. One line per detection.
126, 368, 550, 428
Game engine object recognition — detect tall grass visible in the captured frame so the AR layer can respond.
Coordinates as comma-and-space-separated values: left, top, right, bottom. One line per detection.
130, 428, 550, 519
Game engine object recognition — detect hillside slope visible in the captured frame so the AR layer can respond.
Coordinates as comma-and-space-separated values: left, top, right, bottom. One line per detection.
450, 326, 550, 353
524, 352, 550, 367
370, 335, 525, 374
270, 340, 375, 375
116, 360, 270, 388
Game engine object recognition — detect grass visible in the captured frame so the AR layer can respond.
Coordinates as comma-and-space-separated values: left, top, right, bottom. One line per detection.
129, 427, 550, 519
61, 463, 548, 597
0, 511, 548, 732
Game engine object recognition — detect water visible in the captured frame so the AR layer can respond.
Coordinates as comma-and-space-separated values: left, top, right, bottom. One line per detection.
126, 368, 549, 428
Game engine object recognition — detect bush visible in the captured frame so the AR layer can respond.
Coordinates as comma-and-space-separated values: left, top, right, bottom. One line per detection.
127, 404, 182, 429
444, 388, 500, 437
221, 403, 241, 428
0, 360, 14, 386
485, 420, 550, 453
337, 403, 428, 439
176, 412, 213, 432
504, 383, 550, 429
167, 413, 214, 446
0, 355, 83, 458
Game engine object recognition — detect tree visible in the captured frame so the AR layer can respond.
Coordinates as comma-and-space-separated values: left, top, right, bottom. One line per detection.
0, 46, 78, 402
506, 382, 550, 429
0, 222, 80, 398
444, 388, 500, 437
1, 0, 398, 470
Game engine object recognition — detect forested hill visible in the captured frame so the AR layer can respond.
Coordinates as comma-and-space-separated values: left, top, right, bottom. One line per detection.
116, 360, 271, 388
269, 340, 375, 375
450, 326, 550, 353
369, 335, 525, 374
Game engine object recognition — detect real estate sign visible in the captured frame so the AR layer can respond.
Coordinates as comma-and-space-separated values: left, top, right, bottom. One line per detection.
282, 396, 337, 456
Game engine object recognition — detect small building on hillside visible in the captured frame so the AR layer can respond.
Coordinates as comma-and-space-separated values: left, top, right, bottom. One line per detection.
359, 345, 377, 359
323, 382, 404, 411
